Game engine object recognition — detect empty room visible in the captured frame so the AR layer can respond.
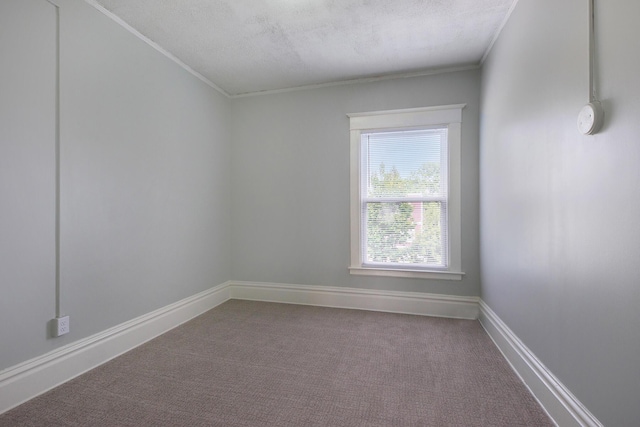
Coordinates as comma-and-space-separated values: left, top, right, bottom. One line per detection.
1, 0, 638, 425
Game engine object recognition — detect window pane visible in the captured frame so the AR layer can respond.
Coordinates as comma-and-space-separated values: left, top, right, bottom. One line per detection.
363, 129, 447, 198
365, 201, 446, 267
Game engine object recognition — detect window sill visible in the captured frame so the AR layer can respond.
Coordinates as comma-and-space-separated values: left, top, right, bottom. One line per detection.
349, 266, 464, 281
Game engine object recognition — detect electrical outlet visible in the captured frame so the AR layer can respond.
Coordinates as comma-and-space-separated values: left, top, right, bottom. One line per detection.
53, 316, 70, 337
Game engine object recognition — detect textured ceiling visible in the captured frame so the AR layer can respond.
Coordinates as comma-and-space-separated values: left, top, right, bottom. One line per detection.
93, 0, 515, 96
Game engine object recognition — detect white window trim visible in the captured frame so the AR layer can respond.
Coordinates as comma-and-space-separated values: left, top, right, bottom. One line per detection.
348, 105, 465, 281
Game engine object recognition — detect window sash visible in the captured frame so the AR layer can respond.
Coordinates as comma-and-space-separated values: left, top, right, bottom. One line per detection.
359, 127, 448, 270
361, 128, 448, 199
361, 199, 449, 270
347, 105, 465, 281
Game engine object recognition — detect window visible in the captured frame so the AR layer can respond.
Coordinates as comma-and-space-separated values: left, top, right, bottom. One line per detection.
348, 105, 465, 280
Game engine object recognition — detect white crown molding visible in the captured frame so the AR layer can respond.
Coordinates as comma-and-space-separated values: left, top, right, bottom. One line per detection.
231, 64, 480, 99
480, 0, 521, 64
478, 300, 603, 427
82, 1, 482, 99
82, 0, 230, 98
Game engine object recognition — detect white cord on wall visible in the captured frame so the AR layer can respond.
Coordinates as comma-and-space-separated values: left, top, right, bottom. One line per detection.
46, 0, 68, 336
578, 0, 604, 135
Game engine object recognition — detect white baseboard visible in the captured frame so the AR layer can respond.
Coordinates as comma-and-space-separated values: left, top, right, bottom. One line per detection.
0, 280, 478, 416
2, 282, 600, 427
478, 300, 602, 427
0, 282, 232, 415
229, 281, 479, 320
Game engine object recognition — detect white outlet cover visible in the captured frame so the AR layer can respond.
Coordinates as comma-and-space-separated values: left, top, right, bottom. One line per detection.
53, 316, 70, 337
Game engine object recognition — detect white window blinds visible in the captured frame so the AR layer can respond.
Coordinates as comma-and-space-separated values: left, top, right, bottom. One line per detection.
360, 128, 449, 269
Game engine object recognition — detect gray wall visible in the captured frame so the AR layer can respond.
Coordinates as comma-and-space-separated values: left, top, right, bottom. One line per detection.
0, 0, 231, 371
231, 70, 481, 296
1, 0, 58, 372
480, 0, 640, 425
9, 0, 633, 423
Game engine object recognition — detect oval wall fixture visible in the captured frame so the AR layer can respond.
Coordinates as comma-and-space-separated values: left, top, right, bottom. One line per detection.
578, 0, 603, 135
578, 101, 603, 135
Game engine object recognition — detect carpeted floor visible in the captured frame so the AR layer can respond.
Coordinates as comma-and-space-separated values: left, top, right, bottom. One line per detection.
0, 300, 554, 426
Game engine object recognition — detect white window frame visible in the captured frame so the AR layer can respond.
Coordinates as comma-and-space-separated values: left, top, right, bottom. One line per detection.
348, 105, 465, 281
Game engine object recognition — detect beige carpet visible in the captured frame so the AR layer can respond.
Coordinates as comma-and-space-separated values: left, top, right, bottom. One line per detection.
0, 300, 553, 426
